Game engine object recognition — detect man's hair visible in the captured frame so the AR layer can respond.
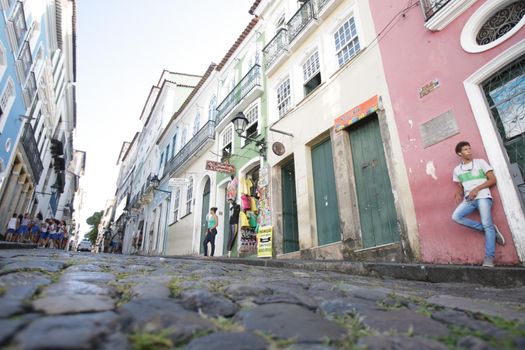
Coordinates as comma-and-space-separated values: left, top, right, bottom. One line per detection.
455, 141, 470, 154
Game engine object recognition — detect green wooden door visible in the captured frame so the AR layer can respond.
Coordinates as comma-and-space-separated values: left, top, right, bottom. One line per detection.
282, 160, 299, 253
199, 179, 211, 254
349, 115, 399, 248
312, 138, 341, 246
222, 190, 230, 255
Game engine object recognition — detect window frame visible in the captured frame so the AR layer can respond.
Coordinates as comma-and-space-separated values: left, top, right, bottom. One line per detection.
0, 77, 16, 133
276, 76, 292, 118
333, 16, 361, 68
185, 177, 193, 215
172, 187, 180, 223
241, 101, 260, 147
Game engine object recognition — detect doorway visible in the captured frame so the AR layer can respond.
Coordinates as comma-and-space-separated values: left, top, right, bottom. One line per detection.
349, 114, 399, 248
311, 138, 341, 246
282, 159, 299, 253
199, 178, 211, 254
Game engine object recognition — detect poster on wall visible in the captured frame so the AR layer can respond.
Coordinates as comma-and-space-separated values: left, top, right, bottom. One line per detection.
257, 226, 272, 258
334, 95, 380, 131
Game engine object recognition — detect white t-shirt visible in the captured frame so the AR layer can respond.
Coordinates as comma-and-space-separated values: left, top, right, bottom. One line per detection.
453, 159, 493, 199
8, 218, 17, 230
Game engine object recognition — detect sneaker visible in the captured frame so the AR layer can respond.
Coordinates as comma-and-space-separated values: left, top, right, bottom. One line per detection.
482, 256, 494, 267
494, 225, 506, 246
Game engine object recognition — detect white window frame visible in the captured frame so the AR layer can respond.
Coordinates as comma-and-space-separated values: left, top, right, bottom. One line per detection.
185, 177, 193, 215
333, 16, 361, 68
276, 76, 291, 118
208, 95, 217, 121
172, 187, 180, 223
220, 125, 234, 150
193, 112, 201, 135
241, 101, 260, 147
461, 0, 525, 53
0, 41, 7, 81
0, 77, 16, 133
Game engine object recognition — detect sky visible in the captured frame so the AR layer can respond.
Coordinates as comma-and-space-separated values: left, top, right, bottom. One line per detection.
75, 0, 254, 235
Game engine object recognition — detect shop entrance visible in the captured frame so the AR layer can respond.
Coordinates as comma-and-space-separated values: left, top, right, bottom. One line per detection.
311, 138, 341, 246
239, 163, 260, 257
349, 114, 399, 248
199, 178, 211, 254
282, 159, 299, 253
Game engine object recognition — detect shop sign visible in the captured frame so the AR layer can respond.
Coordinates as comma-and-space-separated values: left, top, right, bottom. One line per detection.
257, 226, 273, 258
168, 178, 189, 187
205, 160, 236, 174
334, 95, 380, 131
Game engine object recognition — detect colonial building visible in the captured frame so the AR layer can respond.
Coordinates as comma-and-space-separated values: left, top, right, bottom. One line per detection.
0, 0, 80, 231
368, 0, 525, 264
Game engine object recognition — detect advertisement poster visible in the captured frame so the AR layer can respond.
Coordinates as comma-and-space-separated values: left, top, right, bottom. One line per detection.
257, 226, 272, 258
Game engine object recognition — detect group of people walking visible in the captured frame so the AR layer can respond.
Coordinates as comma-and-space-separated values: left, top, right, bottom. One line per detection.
4, 213, 70, 249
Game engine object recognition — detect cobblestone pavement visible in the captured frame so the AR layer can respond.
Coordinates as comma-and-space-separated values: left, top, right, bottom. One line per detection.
0, 250, 524, 350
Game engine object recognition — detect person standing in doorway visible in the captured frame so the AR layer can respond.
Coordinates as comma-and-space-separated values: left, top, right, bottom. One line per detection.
5, 213, 19, 242
452, 141, 506, 267
203, 207, 219, 257
227, 200, 241, 258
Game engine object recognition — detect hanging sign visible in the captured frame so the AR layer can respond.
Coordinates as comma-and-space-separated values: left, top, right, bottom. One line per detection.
334, 95, 380, 131
168, 178, 189, 187
257, 226, 273, 258
206, 160, 236, 174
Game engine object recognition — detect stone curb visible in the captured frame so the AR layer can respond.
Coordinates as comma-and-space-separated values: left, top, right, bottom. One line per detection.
160, 255, 525, 288
0, 242, 38, 250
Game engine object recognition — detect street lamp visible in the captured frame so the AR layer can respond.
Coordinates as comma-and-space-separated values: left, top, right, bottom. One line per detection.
148, 175, 171, 194
231, 112, 267, 160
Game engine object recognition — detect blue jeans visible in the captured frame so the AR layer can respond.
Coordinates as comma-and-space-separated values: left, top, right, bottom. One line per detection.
452, 198, 495, 257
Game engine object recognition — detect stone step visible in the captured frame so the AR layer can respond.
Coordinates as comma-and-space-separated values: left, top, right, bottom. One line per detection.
0, 242, 38, 250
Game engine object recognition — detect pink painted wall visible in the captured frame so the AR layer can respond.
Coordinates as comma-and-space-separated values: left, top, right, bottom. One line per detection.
369, 0, 523, 264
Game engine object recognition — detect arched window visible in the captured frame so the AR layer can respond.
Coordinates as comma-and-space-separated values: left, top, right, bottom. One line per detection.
181, 127, 187, 146
193, 112, 200, 135
476, 1, 525, 45
208, 96, 217, 121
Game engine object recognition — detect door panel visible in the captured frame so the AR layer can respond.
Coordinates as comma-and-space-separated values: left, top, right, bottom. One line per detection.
282, 160, 299, 253
350, 115, 399, 248
312, 138, 341, 246
199, 179, 211, 254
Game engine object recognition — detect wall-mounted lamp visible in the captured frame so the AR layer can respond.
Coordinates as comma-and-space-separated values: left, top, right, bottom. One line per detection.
232, 112, 267, 160
148, 175, 171, 194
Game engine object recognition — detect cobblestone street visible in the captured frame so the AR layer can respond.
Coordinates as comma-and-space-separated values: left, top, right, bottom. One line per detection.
0, 249, 524, 349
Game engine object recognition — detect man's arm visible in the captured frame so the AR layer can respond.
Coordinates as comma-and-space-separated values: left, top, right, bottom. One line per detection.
455, 182, 464, 204
467, 170, 496, 200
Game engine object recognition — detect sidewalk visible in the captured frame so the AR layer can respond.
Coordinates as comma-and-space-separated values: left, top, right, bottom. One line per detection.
166, 256, 525, 288
0, 242, 38, 249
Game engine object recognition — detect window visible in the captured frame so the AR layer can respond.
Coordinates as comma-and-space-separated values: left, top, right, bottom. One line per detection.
0, 78, 16, 128
193, 112, 200, 135
243, 104, 259, 146
159, 152, 164, 171
165, 145, 170, 165
185, 178, 193, 214
334, 17, 360, 67
303, 51, 321, 96
208, 96, 217, 121
0, 41, 7, 80
10, 1, 27, 47
171, 134, 177, 158
173, 188, 180, 222
277, 78, 291, 118
181, 127, 187, 147
221, 126, 233, 162
476, 1, 525, 45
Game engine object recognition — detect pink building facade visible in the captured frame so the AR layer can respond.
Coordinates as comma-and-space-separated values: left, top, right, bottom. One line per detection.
369, 0, 525, 265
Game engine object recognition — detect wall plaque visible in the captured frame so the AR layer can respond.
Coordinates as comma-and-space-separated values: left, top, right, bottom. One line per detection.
420, 110, 460, 148
419, 79, 440, 98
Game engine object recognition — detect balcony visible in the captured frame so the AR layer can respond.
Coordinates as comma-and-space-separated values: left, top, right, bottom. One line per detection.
10, 1, 27, 49
287, 0, 316, 44
215, 64, 263, 130
263, 28, 288, 71
21, 123, 43, 183
420, 0, 451, 20
17, 40, 32, 83
163, 120, 215, 178
22, 72, 37, 108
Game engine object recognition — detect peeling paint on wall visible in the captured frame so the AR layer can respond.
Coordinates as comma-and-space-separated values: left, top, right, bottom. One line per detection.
425, 161, 438, 180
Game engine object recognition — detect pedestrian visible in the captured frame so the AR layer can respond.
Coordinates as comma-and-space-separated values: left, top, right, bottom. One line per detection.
5, 213, 18, 242
227, 200, 241, 258
31, 213, 43, 244
48, 219, 57, 249
451, 141, 506, 267
203, 207, 219, 257
18, 213, 30, 243
39, 219, 49, 247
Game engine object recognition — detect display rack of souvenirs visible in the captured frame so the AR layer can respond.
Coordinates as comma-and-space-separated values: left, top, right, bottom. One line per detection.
238, 175, 259, 255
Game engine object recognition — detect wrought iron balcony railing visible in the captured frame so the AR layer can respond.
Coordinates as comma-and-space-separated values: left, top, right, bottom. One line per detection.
287, 0, 316, 43
23, 72, 37, 108
216, 64, 261, 125
314, 0, 330, 12
420, 0, 452, 20
18, 40, 32, 81
263, 28, 288, 70
21, 123, 43, 183
10, 1, 27, 48
163, 120, 215, 177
